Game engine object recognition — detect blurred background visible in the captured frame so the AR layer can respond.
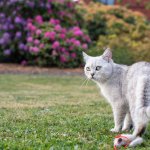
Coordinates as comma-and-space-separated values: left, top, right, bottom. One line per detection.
0, 0, 150, 68
0, 1, 150, 149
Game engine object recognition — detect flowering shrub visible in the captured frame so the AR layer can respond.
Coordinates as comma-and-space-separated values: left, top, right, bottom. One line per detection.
79, 1, 150, 64
26, 17, 90, 67
0, 0, 89, 67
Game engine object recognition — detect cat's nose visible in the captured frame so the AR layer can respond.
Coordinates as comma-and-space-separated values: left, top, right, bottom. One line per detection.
91, 73, 95, 77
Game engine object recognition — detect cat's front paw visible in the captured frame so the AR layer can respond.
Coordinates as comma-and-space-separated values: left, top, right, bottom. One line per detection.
122, 127, 130, 132
122, 124, 133, 132
110, 128, 120, 133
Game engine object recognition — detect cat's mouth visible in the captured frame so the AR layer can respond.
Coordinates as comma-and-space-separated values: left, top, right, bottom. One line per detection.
90, 76, 96, 80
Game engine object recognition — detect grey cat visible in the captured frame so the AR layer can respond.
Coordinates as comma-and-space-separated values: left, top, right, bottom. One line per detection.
83, 48, 150, 147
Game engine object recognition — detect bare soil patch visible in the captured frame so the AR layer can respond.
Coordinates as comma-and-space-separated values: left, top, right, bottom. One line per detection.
0, 63, 83, 76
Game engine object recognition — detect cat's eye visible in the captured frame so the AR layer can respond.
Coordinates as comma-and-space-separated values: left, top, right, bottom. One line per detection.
86, 67, 90, 71
96, 66, 101, 71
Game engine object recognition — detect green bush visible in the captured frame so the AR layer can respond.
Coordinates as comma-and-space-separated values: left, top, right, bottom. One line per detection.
0, 0, 90, 68
84, 13, 107, 41
88, 46, 134, 65
79, 1, 150, 65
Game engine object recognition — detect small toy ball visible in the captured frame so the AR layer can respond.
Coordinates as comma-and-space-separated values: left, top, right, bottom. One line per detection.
114, 134, 131, 150
114, 134, 143, 149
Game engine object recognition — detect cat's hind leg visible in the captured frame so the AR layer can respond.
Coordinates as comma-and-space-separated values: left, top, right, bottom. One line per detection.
129, 137, 143, 147
132, 76, 149, 137
146, 106, 150, 118
133, 122, 146, 137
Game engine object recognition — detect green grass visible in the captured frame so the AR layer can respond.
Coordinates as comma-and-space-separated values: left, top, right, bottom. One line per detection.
0, 75, 150, 150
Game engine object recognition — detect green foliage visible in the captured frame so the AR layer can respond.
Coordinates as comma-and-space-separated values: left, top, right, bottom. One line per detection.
88, 46, 134, 65
108, 9, 124, 19
145, 1, 150, 10
117, 0, 123, 3
124, 16, 136, 24
85, 13, 107, 41
80, 2, 150, 65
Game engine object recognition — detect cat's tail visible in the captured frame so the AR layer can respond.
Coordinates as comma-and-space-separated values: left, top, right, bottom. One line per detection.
136, 76, 150, 120
129, 136, 143, 147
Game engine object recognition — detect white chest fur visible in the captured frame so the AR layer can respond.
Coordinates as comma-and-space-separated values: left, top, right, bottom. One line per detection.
97, 79, 126, 106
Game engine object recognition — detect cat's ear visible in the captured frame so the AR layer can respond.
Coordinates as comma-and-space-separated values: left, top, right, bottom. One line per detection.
82, 51, 90, 62
102, 48, 112, 62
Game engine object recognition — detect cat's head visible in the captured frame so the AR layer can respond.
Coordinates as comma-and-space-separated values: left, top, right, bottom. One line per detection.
83, 48, 113, 83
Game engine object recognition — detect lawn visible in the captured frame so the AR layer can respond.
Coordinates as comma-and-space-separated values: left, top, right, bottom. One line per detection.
0, 75, 150, 150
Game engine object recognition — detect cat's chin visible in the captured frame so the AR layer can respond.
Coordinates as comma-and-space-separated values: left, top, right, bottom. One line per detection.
87, 76, 94, 80
89, 76, 96, 80
86, 75, 103, 82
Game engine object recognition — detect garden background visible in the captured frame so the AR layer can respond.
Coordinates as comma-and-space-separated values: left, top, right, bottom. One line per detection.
0, 0, 150, 67
0, 0, 150, 149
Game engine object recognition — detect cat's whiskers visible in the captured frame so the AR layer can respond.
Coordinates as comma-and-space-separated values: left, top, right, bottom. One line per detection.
80, 78, 88, 88
85, 78, 90, 86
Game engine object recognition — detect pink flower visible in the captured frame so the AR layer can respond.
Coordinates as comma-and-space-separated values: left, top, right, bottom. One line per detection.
48, 9, 52, 14
60, 55, 67, 63
64, 51, 69, 56
59, 11, 65, 17
69, 46, 74, 51
27, 22, 32, 29
39, 43, 44, 49
49, 18, 60, 25
69, 38, 76, 43
21, 60, 27, 66
66, 39, 71, 44
54, 25, 62, 32
35, 15, 43, 24
73, 40, 81, 47
72, 26, 80, 31
61, 47, 66, 52
73, 30, 83, 36
82, 43, 88, 49
84, 35, 91, 43
31, 26, 36, 32
67, 1, 74, 8
27, 23, 36, 32
49, 31, 56, 40
71, 53, 76, 58
36, 29, 42, 35
44, 31, 56, 40
72, 26, 84, 36
61, 28, 67, 34
44, 32, 51, 38
29, 47, 33, 51
30, 46, 40, 53
52, 50, 57, 56
32, 47, 39, 53
52, 41, 60, 49
59, 33, 65, 39
34, 39, 40, 45
27, 18, 33, 23
27, 37, 33, 42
